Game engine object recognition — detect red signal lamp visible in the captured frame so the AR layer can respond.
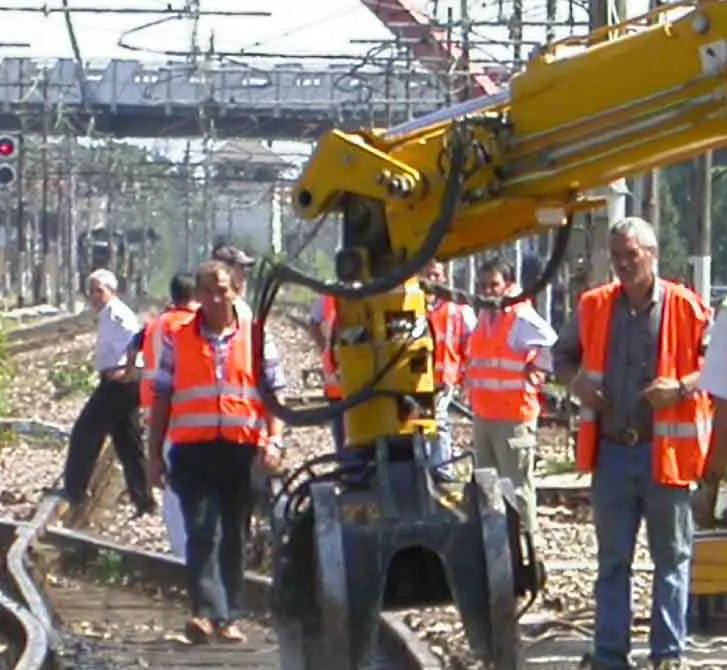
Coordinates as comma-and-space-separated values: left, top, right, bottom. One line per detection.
0, 136, 16, 158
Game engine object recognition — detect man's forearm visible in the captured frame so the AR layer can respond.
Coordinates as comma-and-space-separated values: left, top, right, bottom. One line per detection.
705, 398, 727, 478
148, 395, 170, 459
267, 392, 285, 439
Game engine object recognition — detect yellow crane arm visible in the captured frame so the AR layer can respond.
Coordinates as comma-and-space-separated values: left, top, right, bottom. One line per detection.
292, 0, 727, 260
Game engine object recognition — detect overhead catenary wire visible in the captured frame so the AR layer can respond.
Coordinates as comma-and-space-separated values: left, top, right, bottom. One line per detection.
0, 4, 270, 16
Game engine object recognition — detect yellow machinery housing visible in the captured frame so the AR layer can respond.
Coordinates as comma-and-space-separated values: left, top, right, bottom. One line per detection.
255, 2, 727, 667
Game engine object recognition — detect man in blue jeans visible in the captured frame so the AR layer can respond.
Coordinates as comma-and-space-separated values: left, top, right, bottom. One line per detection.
553, 217, 712, 670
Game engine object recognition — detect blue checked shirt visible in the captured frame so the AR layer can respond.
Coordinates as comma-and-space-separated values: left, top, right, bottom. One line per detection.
152, 309, 286, 400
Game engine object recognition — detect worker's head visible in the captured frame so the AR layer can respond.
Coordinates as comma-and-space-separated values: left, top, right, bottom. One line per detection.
609, 217, 657, 289
211, 244, 255, 295
169, 272, 197, 309
86, 268, 118, 311
421, 260, 447, 306
195, 260, 237, 330
478, 257, 513, 300
422, 259, 447, 282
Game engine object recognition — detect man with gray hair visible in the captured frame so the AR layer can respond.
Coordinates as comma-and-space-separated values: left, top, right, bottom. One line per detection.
58, 268, 155, 518
552, 216, 712, 670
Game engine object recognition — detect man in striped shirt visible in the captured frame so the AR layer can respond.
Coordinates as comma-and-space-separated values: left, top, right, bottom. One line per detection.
147, 261, 286, 642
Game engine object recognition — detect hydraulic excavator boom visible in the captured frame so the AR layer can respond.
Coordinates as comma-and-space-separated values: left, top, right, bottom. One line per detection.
257, 2, 727, 668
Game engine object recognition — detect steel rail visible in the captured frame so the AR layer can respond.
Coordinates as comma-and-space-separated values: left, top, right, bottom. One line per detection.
0, 583, 48, 670
0, 418, 440, 670
0, 516, 442, 669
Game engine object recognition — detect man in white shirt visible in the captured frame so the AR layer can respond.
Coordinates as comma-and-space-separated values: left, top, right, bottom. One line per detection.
59, 268, 155, 517
465, 258, 557, 534
692, 298, 725, 527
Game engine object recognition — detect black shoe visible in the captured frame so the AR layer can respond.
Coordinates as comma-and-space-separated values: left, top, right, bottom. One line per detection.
131, 497, 157, 519
580, 653, 637, 670
43, 486, 87, 506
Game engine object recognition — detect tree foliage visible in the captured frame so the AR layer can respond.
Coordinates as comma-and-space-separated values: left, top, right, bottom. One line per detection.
659, 151, 727, 286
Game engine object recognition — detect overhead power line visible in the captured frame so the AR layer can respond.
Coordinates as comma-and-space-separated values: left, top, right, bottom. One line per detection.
0, 4, 271, 16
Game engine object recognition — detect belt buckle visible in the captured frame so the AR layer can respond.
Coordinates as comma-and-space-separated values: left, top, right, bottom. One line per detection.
622, 428, 639, 446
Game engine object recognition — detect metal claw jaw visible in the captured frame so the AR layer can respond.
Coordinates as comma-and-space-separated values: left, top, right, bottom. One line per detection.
269, 447, 545, 670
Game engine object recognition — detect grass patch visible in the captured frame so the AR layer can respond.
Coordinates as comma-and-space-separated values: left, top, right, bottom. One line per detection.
49, 361, 96, 397
88, 549, 124, 585
0, 327, 14, 415
538, 457, 577, 476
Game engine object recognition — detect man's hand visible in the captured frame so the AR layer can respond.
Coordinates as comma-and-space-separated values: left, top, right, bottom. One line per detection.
641, 377, 682, 410
258, 437, 286, 474
525, 362, 546, 387
147, 454, 166, 489
693, 475, 720, 529
570, 370, 610, 412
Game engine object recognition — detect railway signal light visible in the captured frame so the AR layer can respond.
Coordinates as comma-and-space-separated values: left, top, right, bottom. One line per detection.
0, 134, 18, 187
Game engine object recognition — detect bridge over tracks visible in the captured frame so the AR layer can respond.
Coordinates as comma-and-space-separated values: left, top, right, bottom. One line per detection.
0, 58, 448, 139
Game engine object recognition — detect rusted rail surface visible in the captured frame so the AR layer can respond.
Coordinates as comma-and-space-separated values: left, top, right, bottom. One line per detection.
0, 418, 440, 670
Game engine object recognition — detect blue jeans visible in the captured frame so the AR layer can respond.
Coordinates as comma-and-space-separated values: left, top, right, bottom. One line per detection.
592, 440, 693, 668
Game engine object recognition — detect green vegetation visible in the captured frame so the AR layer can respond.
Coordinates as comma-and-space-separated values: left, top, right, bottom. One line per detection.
0, 327, 14, 417
538, 458, 577, 476
89, 549, 124, 585
48, 360, 95, 397
641, 155, 727, 285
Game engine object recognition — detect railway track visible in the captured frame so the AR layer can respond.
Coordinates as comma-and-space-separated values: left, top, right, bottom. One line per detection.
0, 420, 439, 670
0, 296, 310, 359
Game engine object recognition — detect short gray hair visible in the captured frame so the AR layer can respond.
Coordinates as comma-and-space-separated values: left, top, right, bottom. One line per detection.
86, 268, 119, 293
609, 216, 658, 251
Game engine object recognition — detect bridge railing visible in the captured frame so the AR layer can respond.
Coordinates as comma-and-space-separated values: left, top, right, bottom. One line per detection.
0, 58, 447, 114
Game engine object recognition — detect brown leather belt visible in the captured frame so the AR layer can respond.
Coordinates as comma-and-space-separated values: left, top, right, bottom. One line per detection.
602, 428, 653, 447
99, 367, 125, 382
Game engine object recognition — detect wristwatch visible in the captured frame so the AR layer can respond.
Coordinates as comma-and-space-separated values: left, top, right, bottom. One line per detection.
677, 379, 690, 400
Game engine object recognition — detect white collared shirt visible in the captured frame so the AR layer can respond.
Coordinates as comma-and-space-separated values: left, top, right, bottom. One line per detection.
94, 296, 140, 372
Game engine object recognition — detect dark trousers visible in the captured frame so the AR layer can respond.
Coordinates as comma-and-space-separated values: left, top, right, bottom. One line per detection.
168, 441, 256, 623
326, 392, 345, 454
64, 379, 151, 510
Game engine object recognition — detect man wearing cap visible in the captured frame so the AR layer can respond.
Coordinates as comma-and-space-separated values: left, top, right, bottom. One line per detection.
211, 243, 255, 318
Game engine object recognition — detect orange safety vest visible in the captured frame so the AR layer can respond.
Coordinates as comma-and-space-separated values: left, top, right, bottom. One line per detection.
320, 295, 342, 399
429, 300, 465, 387
139, 306, 197, 417
576, 279, 712, 487
467, 304, 540, 423
166, 313, 267, 447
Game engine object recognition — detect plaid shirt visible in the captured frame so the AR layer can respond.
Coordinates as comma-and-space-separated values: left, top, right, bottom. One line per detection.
153, 312, 286, 399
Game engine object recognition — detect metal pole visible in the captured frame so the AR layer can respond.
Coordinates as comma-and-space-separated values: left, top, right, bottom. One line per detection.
40, 69, 50, 304
64, 135, 76, 312
689, 152, 712, 303
183, 141, 192, 270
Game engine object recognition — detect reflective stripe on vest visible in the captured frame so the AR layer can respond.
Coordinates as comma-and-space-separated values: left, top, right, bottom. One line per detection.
167, 314, 266, 447
575, 279, 713, 486
431, 301, 463, 386
171, 384, 261, 404
467, 305, 540, 423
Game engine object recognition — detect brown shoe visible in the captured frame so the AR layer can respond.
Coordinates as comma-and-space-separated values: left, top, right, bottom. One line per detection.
216, 622, 247, 643
185, 617, 214, 644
